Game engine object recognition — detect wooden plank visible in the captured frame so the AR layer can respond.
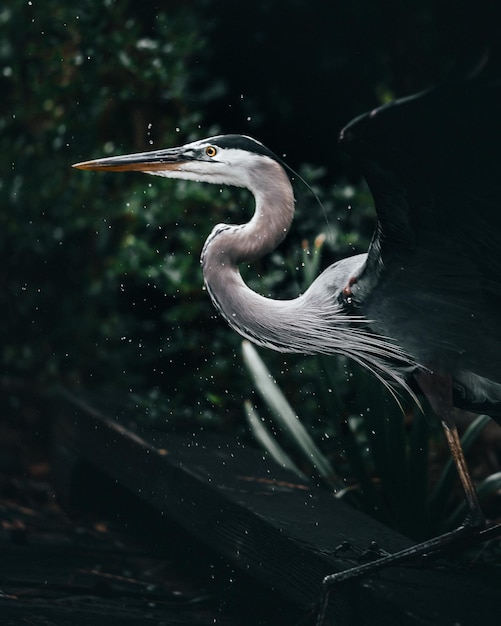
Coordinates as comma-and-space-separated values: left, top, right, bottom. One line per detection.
0, 484, 242, 625
0, 548, 235, 626
54, 391, 501, 626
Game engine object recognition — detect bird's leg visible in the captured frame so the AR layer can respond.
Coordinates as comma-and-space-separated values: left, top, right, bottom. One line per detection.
315, 521, 480, 626
315, 371, 487, 626
414, 370, 484, 526
441, 421, 484, 525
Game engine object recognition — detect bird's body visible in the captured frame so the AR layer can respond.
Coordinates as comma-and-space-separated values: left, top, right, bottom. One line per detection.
338, 72, 501, 415
73, 71, 501, 416
73, 66, 501, 555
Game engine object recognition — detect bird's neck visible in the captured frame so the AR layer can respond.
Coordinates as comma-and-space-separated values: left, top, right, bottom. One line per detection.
199, 160, 295, 346
201, 159, 294, 291
202, 160, 295, 268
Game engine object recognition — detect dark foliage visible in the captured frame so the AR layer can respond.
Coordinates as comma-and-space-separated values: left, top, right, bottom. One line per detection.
1, 0, 499, 428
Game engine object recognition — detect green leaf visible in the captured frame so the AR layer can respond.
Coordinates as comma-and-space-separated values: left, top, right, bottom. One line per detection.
241, 340, 342, 489
244, 400, 304, 477
444, 471, 501, 529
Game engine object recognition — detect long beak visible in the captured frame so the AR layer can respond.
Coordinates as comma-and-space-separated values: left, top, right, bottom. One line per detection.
72, 147, 187, 172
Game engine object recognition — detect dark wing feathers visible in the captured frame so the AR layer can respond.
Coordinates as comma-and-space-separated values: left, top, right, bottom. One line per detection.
339, 65, 501, 409
340, 68, 501, 259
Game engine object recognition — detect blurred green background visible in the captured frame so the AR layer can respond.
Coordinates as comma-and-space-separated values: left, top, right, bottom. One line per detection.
2, 0, 500, 537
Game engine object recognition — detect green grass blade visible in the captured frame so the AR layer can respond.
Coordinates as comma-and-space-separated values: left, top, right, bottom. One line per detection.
301, 234, 326, 289
241, 340, 342, 488
406, 408, 431, 538
443, 471, 501, 529
244, 400, 304, 477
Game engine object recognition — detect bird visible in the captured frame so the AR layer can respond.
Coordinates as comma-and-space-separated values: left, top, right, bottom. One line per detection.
74, 64, 501, 615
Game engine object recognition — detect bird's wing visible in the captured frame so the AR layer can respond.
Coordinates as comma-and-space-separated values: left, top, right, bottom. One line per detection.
339, 64, 501, 277
339, 63, 501, 395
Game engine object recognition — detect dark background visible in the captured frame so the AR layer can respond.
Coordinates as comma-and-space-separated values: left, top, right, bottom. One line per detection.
1, 0, 500, 425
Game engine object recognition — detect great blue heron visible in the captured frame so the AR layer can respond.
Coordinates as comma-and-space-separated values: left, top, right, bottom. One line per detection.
74, 67, 501, 617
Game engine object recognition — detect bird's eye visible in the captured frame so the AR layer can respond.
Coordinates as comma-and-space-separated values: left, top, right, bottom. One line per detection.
205, 146, 217, 157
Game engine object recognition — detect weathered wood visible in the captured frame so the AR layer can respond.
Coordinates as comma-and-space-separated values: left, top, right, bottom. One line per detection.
0, 478, 244, 625
0, 540, 241, 626
54, 391, 501, 626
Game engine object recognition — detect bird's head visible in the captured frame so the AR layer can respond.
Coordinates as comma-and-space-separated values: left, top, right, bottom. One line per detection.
73, 134, 285, 191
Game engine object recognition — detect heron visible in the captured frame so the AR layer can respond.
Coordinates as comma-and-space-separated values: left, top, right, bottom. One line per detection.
74, 66, 501, 619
